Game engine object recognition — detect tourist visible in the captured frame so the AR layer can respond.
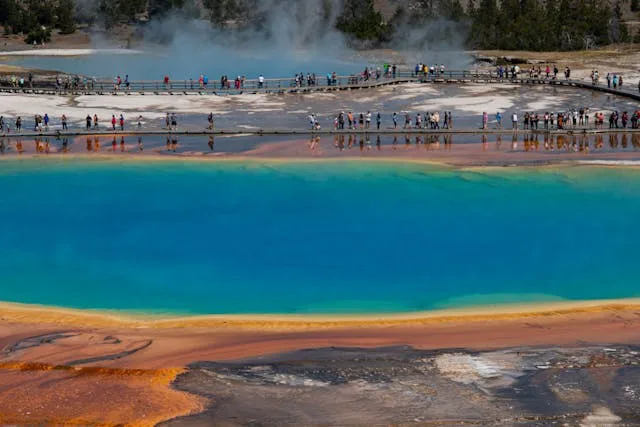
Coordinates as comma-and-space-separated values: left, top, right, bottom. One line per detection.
111, 115, 116, 130
404, 112, 411, 129
392, 112, 398, 129
171, 113, 177, 130
376, 112, 381, 130
432, 111, 440, 129
482, 112, 488, 129
511, 112, 518, 129
86, 114, 92, 130
584, 108, 589, 126
137, 115, 143, 128
619, 75, 623, 89
543, 112, 549, 129
607, 73, 611, 88
579, 108, 585, 125
258, 74, 264, 88
443, 112, 449, 129
119, 114, 125, 131
207, 112, 214, 130
164, 75, 170, 90
43, 113, 49, 130
496, 112, 502, 129
165, 113, 171, 130
365, 111, 372, 129
61, 114, 67, 130
447, 112, 453, 130
94, 114, 99, 129
359, 113, 364, 129
125, 74, 130, 91
613, 74, 618, 89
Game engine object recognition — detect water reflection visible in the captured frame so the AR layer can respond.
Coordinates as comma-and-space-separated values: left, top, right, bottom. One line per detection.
0, 133, 639, 157
310, 133, 640, 155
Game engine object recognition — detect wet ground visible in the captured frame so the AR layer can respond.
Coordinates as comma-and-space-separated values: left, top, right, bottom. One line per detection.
3, 132, 640, 166
162, 344, 640, 426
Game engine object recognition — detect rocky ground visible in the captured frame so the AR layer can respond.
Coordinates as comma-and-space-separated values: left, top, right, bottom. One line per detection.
163, 344, 640, 426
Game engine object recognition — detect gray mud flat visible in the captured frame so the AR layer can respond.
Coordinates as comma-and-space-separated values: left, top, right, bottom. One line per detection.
162, 345, 640, 426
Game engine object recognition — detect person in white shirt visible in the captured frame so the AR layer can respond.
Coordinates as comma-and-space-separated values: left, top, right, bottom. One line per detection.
258, 74, 265, 88
512, 113, 518, 129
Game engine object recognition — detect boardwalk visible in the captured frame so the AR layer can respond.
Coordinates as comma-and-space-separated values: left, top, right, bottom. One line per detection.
1, 71, 640, 101
3, 127, 640, 139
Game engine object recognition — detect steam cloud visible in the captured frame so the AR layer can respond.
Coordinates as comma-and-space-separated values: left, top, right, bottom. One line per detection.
13, 0, 472, 78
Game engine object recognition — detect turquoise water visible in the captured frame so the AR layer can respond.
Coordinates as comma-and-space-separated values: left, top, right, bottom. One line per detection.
1, 159, 639, 315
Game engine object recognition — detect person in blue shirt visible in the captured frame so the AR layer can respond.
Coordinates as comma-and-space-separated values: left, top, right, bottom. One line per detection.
496, 112, 502, 129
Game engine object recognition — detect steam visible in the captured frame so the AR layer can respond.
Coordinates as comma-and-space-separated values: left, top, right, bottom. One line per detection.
13, 0, 471, 78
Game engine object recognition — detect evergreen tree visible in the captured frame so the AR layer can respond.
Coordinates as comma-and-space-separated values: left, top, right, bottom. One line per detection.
57, 0, 76, 34
335, 0, 389, 42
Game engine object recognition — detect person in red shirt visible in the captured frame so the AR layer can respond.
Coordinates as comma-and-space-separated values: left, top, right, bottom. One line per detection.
119, 114, 125, 131
111, 115, 116, 130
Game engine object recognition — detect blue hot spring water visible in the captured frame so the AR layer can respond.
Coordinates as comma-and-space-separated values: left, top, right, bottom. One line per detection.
0, 159, 639, 315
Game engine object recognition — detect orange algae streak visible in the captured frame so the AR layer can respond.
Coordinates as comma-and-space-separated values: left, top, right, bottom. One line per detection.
0, 361, 183, 384
0, 362, 205, 426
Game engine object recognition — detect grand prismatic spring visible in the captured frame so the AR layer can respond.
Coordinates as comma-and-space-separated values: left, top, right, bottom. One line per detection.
1, 158, 639, 315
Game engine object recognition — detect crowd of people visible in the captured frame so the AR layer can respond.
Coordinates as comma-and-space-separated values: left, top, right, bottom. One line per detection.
4, 107, 640, 135
0, 111, 181, 133
328, 111, 454, 131
491, 107, 640, 130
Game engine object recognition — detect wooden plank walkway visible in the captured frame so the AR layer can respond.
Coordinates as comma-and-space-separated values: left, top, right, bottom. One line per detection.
1, 71, 639, 101
3, 127, 640, 138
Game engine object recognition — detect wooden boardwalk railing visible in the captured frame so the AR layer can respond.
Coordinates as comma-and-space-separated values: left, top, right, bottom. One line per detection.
0, 70, 639, 101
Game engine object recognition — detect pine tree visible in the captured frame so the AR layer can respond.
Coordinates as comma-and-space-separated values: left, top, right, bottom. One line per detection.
57, 0, 76, 34
335, 0, 388, 42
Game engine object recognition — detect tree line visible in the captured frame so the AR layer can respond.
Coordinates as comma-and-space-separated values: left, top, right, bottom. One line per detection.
0, 0, 634, 50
